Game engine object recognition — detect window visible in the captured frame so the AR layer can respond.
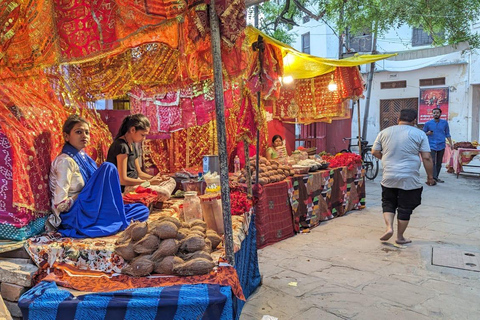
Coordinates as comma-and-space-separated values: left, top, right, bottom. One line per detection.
349, 33, 372, 52
381, 81, 407, 89
112, 96, 130, 110
301, 32, 310, 54
419, 77, 446, 86
412, 27, 434, 46
302, 16, 310, 24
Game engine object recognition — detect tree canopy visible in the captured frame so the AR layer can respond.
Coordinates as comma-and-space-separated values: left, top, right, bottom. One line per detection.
252, 0, 480, 49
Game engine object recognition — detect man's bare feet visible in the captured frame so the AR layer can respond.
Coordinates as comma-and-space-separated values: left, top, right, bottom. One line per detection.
395, 238, 412, 244
380, 230, 393, 241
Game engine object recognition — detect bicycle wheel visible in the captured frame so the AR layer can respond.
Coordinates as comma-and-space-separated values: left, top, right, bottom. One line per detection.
339, 149, 350, 153
363, 150, 379, 180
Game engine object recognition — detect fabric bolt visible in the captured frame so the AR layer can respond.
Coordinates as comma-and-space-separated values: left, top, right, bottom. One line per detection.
19, 281, 233, 320
254, 181, 295, 249
58, 162, 149, 238
25, 232, 126, 273
0, 217, 47, 241
34, 262, 245, 301
233, 214, 261, 320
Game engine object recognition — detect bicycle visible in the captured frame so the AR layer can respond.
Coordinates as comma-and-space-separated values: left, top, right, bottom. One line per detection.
341, 136, 379, 180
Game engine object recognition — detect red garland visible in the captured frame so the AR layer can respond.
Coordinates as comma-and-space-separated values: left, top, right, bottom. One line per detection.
230, 190, 253, 216
329, 153, 362, 170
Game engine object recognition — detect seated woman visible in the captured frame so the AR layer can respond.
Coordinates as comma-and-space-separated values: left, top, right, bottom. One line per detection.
266, 134, 288, 163
106, 114, 176, 202
48, 115, 150, 238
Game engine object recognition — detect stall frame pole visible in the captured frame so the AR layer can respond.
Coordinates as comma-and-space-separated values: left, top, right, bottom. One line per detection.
252, 36, 264, 185
209, 2, 234, 266
357, 99, 362, 154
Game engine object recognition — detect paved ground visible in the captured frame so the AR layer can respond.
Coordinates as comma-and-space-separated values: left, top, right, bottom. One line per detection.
240, 169, 480, 320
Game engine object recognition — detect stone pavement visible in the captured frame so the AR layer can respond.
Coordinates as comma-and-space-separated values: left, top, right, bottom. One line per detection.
240, 169, 480, 320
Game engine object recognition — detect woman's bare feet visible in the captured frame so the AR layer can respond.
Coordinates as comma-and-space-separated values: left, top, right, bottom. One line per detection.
395, 238, 412, 244
380, 229, 394, 241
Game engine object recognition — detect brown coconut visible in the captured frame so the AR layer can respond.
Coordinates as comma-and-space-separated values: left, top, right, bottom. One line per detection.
189, 219, 207, 229
179, 250, 213, 262
115, 227, 133, 245
122, 255, 154, 277
150, 221, 178, 239
129, 221, 148, 241
206, 231, 222, 250
180, 235, 206, 253
153, 256, 184, 275
189, 230, 206, 238
190, 225, 206, 234
203, 238, 213, 253
151, 239, 179, 261
158, 216, 182, 229
133, 234, 160, 254
176, 228, 191, 240
173, 258, 215, 276
114, 242, 137, 261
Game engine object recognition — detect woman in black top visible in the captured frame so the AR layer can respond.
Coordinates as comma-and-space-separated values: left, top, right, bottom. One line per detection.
106, 114, 175, 200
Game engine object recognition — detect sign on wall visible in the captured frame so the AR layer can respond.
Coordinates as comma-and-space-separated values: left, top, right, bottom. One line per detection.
418, 87, 449, 124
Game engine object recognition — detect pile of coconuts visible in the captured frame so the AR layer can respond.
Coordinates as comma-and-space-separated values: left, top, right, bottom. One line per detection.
114, 216, 223, 277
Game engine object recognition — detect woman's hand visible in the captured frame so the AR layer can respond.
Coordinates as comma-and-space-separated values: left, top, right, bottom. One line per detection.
149, 174, 170, 185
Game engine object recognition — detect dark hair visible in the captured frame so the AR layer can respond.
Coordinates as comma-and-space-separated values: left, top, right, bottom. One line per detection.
399, 109, 417, 123
115, 114, 151, 139
432, 108, 442, 114
63, 114, 89, 134
272, 135, 283, 144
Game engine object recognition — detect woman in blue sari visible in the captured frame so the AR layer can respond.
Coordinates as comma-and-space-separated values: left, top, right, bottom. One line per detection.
48, 115, 149, 238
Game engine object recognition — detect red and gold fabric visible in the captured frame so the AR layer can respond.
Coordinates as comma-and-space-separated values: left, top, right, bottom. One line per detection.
273, 67, 364, 123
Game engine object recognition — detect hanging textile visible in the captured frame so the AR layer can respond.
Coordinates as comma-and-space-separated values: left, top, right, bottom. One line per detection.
0, 70, 112, 224
273, 67, 364, 123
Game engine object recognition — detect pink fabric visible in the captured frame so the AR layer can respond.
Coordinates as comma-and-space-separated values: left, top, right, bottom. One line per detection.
443, 144, 452, 163
452, 148, 480, 174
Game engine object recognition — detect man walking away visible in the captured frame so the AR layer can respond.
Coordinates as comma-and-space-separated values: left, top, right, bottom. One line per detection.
423, 108, 453, 183
372, 109, 435, 244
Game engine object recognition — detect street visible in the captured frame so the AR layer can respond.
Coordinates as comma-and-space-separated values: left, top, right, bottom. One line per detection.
241, 169, 480, 320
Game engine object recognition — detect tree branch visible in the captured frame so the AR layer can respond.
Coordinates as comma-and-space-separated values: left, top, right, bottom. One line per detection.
291, 0, 326, 21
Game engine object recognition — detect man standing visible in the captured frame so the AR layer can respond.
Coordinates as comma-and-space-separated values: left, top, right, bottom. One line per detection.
372, 109, 435, 244
423, 108, 453, 183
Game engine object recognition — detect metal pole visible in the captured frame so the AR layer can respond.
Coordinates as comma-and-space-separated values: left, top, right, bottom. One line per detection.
252, 36, 264, 185
357, 100, 362, 155
209, 2, 234, 266
362, 26, 378, 140
244, 139, 252, 195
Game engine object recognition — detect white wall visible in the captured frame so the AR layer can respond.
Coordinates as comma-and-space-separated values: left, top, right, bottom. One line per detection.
291, 20, 339, 58
352, 64, 470, 144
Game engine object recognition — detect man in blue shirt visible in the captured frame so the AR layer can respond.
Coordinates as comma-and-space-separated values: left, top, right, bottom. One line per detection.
423, 108, 453, 183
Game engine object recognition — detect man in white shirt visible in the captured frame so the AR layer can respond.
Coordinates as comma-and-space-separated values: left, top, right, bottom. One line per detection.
372, 109, 435, 244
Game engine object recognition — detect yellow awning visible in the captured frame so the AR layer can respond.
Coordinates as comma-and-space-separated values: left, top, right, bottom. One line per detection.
245, 26, 396, 79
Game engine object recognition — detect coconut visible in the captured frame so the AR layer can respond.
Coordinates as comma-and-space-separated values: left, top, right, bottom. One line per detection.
176, 228, 191, 240
179, 250, 213, 262
153, 256, 184, 275
173, 258, 215, 276
151, 239, 179, 261
150, 221, 178, 239
114, 242, 137, 261
158, 216, 182, 229
122, 255, 154, 277
180, 235, 206, 253
129, 221, 148, 241
206, 231, 222, 250
133, 234, 160, 254
189, 219, 207, 229
190, 225, 206, 234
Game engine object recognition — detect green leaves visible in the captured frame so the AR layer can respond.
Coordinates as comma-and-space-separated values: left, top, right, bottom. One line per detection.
254, 0, 480, 48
